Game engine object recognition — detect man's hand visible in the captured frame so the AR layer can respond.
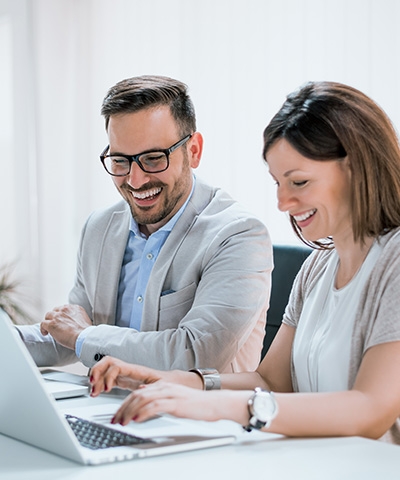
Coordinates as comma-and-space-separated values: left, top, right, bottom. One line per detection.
40, 304, 92, 350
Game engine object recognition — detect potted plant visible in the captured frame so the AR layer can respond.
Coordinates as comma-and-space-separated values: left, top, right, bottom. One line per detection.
0, 263, 32, 324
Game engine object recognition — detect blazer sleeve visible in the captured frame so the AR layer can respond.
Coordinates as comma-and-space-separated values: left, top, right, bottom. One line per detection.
16, 323, 79, 366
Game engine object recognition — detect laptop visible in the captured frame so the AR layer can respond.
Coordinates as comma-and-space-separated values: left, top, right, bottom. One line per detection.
0, 309, 236, 465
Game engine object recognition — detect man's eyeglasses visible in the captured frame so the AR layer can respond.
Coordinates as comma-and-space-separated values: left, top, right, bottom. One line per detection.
100, 134, 192, 176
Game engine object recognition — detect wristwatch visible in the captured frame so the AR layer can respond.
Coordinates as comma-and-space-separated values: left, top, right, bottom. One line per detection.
189, 368, 221, 390
244, 387, 278, 432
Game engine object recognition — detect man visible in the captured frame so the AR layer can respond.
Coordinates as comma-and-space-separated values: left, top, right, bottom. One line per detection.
18, 75, 272, 372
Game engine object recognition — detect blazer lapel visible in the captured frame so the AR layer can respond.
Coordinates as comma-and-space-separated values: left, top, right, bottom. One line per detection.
93, 206, 131, 325
141, 179, 214, 331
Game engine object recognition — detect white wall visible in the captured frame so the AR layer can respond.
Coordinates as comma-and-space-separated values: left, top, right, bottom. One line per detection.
0, 14, 14, 259
2, 0, 400, 319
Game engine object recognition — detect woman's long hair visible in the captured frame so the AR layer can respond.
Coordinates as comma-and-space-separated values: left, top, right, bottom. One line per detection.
263, 81, 400, 248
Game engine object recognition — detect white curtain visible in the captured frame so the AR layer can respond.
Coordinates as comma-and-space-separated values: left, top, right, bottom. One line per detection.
2, 0, 400, 319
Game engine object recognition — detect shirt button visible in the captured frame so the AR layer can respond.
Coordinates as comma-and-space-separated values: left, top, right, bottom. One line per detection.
137, 296, 143, 303
146, 253, 153, 260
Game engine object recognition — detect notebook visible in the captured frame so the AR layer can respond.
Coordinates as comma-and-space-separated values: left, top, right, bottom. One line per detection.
0, 309, 236, 465
43, 377, 89, 400
41, 369, 90, 399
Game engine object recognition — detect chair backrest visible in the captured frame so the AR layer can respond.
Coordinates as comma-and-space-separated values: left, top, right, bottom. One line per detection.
261, 244, 312, 360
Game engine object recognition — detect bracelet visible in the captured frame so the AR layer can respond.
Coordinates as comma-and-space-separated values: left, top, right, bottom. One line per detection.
189, 368, 221, 390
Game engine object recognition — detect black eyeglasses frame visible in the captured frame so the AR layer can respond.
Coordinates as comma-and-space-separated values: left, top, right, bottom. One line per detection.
100, 134, 193, 176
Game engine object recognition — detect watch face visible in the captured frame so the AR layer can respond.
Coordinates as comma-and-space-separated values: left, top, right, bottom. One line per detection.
253, 392, 276, 422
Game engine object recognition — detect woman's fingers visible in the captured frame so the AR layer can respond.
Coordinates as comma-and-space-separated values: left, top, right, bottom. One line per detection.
112, 384, 177, 424
90, 357, 164, 396
110, 383, 253, 427
110, 382, 210, 425
90, 357, 125, 396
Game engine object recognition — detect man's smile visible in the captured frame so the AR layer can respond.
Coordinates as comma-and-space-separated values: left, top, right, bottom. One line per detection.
131, 187, 162, 200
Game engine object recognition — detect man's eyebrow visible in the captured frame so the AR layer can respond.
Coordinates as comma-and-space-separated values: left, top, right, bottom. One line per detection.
109, 146, 165, 156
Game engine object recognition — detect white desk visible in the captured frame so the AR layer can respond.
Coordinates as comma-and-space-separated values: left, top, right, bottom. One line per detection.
1, 392, 399, 480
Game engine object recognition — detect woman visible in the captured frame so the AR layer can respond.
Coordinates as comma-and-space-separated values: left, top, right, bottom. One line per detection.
90, 81, 400, 443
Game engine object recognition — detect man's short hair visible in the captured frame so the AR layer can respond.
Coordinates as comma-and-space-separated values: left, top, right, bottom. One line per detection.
101, 75, 196, 136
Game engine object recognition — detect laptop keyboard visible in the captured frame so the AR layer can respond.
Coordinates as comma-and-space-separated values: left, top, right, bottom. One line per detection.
65, 414, 153, 450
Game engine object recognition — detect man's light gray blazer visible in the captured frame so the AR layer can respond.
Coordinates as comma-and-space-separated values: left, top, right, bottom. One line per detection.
19, 178, 272, 372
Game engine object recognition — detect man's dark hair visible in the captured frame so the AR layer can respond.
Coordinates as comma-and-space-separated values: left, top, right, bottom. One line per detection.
101, 75, 196, 136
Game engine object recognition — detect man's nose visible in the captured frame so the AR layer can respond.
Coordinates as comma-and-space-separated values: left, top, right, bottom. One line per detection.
126, 161, 152, 189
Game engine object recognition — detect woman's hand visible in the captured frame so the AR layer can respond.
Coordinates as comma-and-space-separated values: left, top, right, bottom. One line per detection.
90, 357, 166, 396
110, 381, 252, 426
89, 356, 204, 397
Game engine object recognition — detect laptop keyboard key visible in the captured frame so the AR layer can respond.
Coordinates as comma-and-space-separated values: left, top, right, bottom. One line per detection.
65, 414, 153, 450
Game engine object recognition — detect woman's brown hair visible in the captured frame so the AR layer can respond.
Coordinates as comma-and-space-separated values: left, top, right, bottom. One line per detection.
263, 81, 400, 248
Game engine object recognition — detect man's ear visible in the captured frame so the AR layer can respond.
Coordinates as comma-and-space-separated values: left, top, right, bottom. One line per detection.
188, 132, 203, 169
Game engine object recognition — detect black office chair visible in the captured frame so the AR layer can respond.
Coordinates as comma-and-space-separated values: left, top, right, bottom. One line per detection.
261, 244, 312, 361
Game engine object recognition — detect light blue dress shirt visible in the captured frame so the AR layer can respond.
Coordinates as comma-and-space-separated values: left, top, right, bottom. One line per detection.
75, 178, 195, 357
115, 215, 173, 330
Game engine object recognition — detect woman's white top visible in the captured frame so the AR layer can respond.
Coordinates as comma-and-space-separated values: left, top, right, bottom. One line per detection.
293, 241, 383, 392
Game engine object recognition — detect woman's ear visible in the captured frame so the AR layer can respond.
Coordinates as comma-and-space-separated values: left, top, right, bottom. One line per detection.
342, 155, 352, 178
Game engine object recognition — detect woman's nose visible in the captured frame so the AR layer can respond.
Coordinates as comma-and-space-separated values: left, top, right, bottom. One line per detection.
277, 186, 296, 212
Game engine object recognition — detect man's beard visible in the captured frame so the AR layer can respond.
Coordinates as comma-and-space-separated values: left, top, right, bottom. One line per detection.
121, 174, 190, 227
128, 187, 182, 226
